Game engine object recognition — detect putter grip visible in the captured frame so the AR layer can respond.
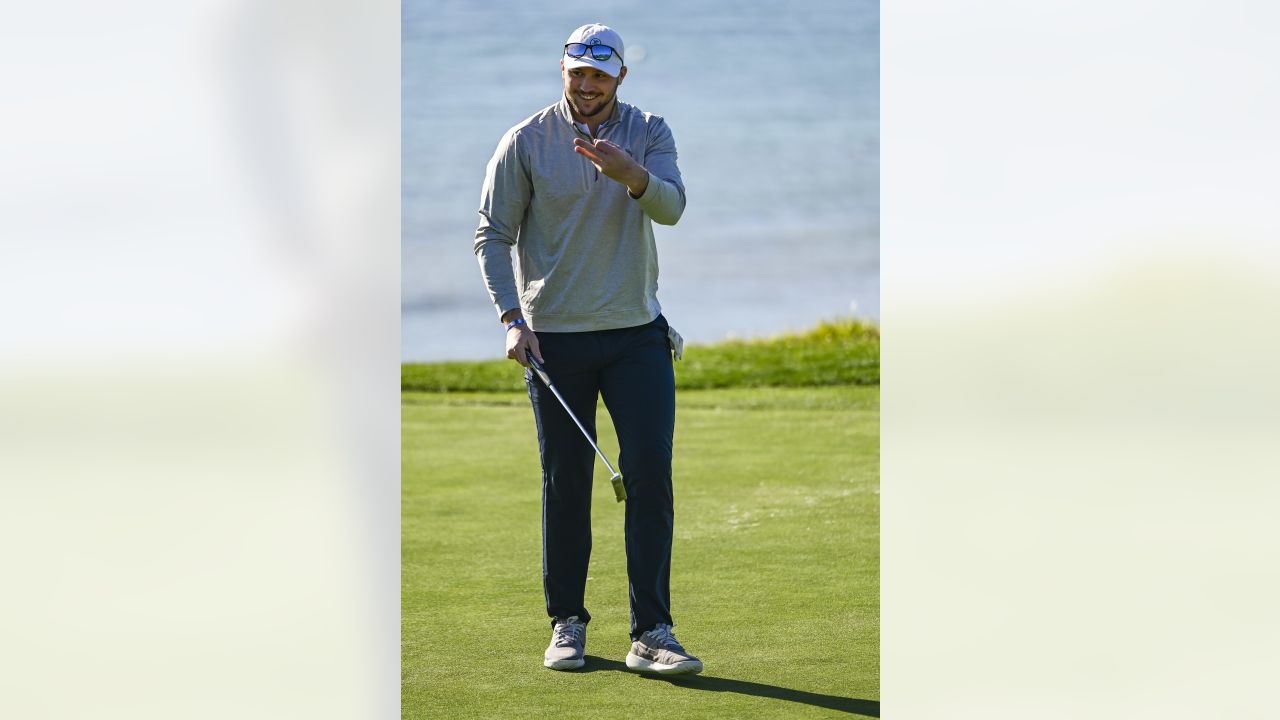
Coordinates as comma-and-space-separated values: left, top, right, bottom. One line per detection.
526, 354, 551, 386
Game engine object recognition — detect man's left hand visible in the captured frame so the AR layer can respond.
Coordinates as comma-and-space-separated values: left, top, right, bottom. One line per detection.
573, 138, 649, 197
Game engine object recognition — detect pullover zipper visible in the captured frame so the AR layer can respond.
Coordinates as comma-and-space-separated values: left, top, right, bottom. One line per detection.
575, 116, 614, 188
573, 123, 593, 190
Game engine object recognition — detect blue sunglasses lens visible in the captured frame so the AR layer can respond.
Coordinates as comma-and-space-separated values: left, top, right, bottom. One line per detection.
566, 43, 617, 62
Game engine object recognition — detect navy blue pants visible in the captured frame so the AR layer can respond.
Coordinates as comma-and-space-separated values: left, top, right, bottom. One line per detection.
526, 315, 675, 641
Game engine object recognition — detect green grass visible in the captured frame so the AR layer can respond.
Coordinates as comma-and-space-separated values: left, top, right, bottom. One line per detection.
401, 317, 879, 392
403, 384, 880, 719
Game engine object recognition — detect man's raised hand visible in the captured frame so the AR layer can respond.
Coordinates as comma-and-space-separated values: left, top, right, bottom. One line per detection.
573, 138, 649, 196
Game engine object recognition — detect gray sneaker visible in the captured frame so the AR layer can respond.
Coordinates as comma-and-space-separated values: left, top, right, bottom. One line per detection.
543, 616, 586, 670
625, 623, 703, 675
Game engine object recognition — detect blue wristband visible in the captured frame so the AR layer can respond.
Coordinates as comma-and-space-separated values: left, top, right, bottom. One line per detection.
505, 317, 526, 331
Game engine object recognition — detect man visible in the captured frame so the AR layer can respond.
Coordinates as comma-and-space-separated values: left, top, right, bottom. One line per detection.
473, 22, 702, 676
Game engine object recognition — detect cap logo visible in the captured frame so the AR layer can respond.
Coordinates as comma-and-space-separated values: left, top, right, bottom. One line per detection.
589, 38, 601, 45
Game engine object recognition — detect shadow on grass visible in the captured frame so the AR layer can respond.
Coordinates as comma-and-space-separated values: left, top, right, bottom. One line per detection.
580, 656, 879, 717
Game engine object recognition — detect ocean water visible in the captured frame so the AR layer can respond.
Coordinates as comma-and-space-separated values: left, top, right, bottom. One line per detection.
403, 0, 878, 361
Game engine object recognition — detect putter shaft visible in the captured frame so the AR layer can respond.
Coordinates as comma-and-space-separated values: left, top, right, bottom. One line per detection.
527, 355, 627, 502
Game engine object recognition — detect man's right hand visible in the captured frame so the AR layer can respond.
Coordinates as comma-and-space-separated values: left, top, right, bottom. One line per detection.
505, 324, 543, 368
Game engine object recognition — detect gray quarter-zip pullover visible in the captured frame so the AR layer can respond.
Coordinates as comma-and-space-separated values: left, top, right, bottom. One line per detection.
474, 98, 686, 332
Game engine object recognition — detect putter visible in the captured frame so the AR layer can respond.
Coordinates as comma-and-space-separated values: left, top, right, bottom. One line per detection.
526, 354, 627, 503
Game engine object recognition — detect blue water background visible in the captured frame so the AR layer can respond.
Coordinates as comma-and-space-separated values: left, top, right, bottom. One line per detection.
403, 0, 878, 360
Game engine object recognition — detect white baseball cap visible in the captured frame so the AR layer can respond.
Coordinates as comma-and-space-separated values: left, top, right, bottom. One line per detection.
562, 23, 625, 78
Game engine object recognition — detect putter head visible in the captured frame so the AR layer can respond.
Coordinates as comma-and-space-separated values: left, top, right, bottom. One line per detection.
610, 473, 627, 503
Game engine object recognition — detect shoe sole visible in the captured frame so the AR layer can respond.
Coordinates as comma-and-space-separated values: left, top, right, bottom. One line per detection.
544, 657, 585, 671
625, 652, 703, 675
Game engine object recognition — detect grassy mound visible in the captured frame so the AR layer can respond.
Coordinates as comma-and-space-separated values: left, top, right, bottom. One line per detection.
401, 317, 879, 392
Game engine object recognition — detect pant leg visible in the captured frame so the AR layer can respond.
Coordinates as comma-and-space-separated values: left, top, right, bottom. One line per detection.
527, 331, 601, 624
598, 317, 676, 640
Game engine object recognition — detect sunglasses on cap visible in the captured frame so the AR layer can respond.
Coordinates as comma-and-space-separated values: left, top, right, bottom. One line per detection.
564, 42, 622, 63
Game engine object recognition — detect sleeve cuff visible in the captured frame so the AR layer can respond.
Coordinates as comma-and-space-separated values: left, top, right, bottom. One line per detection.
629, 170, 659, 201
495, 300, 521, 320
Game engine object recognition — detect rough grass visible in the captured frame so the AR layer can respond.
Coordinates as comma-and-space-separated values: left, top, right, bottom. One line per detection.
401, 317, 879, 392
403, 385, 880, 719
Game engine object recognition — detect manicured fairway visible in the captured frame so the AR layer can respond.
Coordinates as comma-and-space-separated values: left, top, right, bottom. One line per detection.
402, 385, 879, 719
